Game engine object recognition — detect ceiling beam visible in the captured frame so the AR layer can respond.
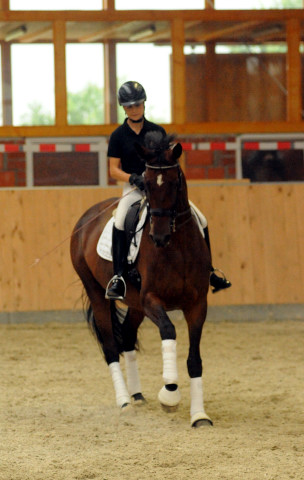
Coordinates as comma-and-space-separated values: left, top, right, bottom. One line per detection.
79, 22, 135, 42
1, 10, 304, 23
194, 21, 263, 43
19, 26, 52, 43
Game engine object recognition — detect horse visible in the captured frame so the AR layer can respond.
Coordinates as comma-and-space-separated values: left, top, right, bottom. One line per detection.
70, 132, 213, 427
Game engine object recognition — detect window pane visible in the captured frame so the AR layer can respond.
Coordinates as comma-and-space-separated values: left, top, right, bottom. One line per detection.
116, 0, 203, 9
66, 44, 104, 125
11, 45, 55, 126
116, 44, 171, 123
0, 47, 2, 126
116, 0, 302, 9
10, 0, 102, 10
215, 0, 302, 8
10, 0, 303, 9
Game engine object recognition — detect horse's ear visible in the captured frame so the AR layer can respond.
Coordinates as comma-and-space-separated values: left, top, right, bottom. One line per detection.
173, 142, 183, 160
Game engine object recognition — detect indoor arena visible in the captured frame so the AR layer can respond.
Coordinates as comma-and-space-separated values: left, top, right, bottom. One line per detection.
1, 1, 304, 479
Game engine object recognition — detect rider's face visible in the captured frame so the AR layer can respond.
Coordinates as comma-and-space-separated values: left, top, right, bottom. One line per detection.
123, 102, 145, 121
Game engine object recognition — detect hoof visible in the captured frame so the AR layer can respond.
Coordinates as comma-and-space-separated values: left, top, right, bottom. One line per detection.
191, 412, 213, 428
158, 385, 181, 408
120, 402, 132, 411
192, 419, 213, 428
119, 402, 137, 425
119, 402, 136, 420
132, 393, 147, 406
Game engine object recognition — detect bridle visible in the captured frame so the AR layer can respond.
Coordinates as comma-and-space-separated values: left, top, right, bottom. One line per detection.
145, 161, 192, 233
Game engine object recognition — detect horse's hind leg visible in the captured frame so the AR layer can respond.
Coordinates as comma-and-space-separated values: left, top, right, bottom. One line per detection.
184, 302, 213, 427
121, 308, 146, 404
82, 274, 131, 409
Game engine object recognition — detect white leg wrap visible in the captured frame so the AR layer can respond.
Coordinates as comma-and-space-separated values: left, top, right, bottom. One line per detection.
190, 377, 212, 426
162, 339, 178, 384
109, 362, 131, 408
124, 350, 142, 396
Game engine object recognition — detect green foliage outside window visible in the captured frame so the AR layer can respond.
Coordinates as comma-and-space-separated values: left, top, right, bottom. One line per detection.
67, 84, 104, 125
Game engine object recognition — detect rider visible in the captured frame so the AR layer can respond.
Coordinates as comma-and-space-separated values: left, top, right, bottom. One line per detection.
105, 80, 231, 300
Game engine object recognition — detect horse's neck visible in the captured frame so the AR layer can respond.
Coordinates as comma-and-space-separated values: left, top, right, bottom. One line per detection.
177, 179, 190, 213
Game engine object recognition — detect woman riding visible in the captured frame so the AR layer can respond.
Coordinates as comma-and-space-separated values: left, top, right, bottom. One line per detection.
105, 81, 231, 300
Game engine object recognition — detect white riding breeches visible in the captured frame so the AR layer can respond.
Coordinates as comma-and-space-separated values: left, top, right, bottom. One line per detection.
114, 183, 144, 231
189, 200, 208, 233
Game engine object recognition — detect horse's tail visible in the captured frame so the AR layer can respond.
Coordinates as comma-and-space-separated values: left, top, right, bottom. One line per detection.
86, 301, 127, 356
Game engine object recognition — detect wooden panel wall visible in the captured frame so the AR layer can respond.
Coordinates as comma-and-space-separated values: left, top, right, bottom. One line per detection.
0, 183, 303, 312
186, 54, 287, 122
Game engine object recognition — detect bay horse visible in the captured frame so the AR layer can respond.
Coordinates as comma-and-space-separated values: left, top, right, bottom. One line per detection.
70, 132, 213, 427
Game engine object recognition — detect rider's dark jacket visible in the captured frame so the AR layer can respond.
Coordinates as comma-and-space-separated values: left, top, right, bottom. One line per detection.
107, 118, 166, 175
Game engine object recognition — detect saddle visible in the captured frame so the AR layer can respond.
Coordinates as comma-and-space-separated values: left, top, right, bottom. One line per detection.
124, 199, 146, 254
96, 199, 147, 290
124, 199, 147, 289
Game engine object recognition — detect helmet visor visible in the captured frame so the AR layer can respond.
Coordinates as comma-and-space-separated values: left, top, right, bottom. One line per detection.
120, 99, 145, 107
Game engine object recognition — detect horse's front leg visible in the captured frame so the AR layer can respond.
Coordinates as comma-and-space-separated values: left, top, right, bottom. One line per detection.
143, 293, 181, 408
184, 302, 213, 427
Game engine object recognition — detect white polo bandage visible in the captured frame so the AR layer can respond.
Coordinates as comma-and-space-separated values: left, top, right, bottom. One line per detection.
109, 362, 130, 407
190, 376, 205, 417
124, 350, 142, 396
162, 339, 178, 384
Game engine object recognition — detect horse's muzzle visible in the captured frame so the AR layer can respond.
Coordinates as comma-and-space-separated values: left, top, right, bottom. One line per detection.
150, 233, 171, 248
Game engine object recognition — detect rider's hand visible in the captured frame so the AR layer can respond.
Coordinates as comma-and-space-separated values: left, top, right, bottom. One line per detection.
129, 173, 145, 191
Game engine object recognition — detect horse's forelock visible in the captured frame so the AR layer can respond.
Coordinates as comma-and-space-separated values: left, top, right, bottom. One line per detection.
144, 132, 176, 152
144, 132, 177, 166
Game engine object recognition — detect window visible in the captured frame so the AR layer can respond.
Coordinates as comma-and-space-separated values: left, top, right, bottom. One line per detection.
10, 0, 102, 10
216, 0, 302, 8
116, 0, 203, 9
66, 44, 104, 125
11, 44, 55, 126
116, 0, 302, 9
116, 44, 171, 124
0, 47, 2, 126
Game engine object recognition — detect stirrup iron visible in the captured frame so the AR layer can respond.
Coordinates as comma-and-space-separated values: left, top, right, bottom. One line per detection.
210, 268, 231, 294
105, 275, 127, 300
212, 268, 226, 279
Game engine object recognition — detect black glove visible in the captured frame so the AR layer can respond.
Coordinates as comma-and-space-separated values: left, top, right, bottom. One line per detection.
129, 173, 145, 191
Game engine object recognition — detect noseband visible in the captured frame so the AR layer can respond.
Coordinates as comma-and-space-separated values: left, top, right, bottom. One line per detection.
145, 162, 191, 233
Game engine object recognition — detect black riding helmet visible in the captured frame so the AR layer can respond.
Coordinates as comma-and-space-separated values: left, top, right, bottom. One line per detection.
118, 81, 147, 107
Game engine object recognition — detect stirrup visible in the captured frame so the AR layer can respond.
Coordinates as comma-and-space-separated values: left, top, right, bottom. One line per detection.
105, 275, 127, 300
210, 268, 232, 294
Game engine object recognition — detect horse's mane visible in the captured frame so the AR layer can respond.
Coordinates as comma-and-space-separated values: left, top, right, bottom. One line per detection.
144, 131, 176, 153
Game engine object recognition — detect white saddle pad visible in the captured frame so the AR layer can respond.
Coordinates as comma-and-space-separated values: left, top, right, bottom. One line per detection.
97, 208, 147, 263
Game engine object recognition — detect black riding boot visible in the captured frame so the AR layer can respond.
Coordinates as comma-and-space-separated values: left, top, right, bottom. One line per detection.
105, 226, 127, 300
203, 226, 232, 294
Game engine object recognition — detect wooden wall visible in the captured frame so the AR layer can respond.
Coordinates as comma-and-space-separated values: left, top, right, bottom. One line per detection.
0, 183, 303, 313
186, 53, 287, 122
